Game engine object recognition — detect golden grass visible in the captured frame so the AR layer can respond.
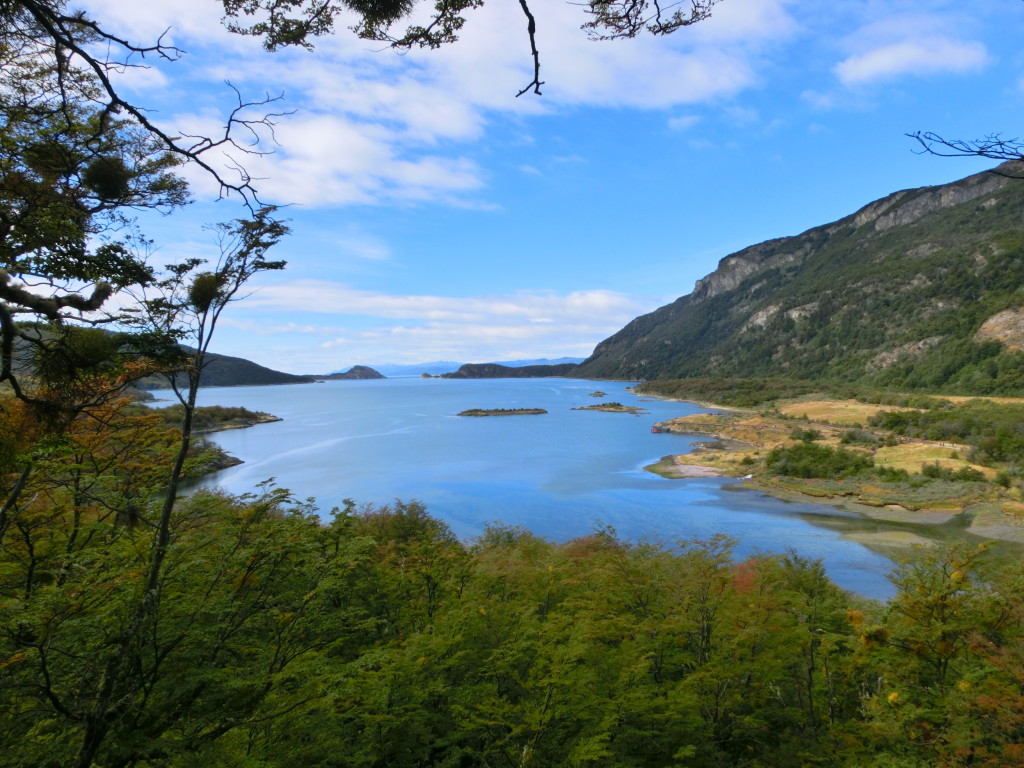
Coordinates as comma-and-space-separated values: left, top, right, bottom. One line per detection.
777, 399, 914, 426
874, 442, 997, 479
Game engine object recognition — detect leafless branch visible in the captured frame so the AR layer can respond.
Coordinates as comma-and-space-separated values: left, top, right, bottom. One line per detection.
516, 0, 543, 97
908, 132, 1024, 179
18, 0, 283, 206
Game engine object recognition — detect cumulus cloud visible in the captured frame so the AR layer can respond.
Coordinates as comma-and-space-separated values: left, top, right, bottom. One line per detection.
79, 0, 799, 208
835, 37, 988, 85
214, 282, 661, 370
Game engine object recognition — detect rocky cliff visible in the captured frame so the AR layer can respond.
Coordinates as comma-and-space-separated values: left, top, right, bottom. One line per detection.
575, 162, 1024, 395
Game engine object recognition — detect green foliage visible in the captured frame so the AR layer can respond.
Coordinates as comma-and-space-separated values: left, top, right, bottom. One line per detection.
840, 428, 881, 446
766, 441, 874, 479
921, 461, 986, 483
791, 427, 823, 442
152, 403, 277, 432
868, 399, 1024, 465
3, 463, 1024, 768
636, 377, 833, 407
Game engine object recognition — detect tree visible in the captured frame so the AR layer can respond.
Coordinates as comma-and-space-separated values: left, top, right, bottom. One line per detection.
223, 0, 726, 96
0, 28, 188, 411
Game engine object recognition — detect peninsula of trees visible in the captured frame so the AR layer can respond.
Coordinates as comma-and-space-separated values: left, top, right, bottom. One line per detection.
457, 407, 548, 416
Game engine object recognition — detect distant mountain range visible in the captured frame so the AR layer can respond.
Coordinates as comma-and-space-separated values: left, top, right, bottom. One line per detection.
353, 358, 585, 377
143, 357, 584, 389
575, 161, 1024, 395
138, 158, 1024, 399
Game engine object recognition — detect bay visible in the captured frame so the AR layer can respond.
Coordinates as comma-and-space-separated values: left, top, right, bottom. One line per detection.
155, 377, 898, 600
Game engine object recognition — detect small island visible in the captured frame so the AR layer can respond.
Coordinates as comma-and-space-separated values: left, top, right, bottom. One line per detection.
589, 391, 606, 397
572, 402, 645, 415
458, 408, 548, 417
318, 365, 385, 380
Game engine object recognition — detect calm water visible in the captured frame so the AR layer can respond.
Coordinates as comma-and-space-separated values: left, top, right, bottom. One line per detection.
152, 378, 897, 599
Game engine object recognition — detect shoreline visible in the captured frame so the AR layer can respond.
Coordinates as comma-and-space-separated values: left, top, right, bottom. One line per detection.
639, 394, 1024, 555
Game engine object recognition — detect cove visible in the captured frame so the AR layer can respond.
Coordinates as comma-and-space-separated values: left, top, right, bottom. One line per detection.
154, 377, 898, 600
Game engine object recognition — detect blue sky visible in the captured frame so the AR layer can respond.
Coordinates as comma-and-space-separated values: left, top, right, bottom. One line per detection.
81, 0, 1024, 373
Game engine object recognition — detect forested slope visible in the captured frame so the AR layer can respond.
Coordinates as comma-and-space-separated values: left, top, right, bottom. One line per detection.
577, 162, 1024, 394
3, 490, 1022, 768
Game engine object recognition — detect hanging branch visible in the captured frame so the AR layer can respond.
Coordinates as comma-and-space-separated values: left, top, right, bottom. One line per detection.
516, 0, 543, 97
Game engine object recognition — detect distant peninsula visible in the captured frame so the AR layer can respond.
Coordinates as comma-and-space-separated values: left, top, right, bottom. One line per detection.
458, 408, 548, 416
440, 362, 579, 379
319, 365, 385, 380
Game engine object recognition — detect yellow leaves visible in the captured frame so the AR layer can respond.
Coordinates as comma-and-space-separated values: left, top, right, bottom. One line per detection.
846, 608, 865, 631
957, 679, 972, 692
887, 691, 900, 705
232, 572, 257, 592
860, 625, 889, 649
0, 652, 26, 669
950, 570, 965, 582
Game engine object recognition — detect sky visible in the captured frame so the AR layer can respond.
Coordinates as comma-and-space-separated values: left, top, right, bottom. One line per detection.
77, 0, 1024, 374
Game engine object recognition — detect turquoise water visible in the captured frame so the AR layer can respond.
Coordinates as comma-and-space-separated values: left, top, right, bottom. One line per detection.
154, 378, 897, 599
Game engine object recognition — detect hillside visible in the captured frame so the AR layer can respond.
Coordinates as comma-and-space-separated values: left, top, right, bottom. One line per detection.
137, 350, 316, 389
575, 162, 1024, 394
319, 365, 385, 380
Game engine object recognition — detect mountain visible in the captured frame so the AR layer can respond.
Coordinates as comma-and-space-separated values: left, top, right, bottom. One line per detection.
138, 350, 316, 389
575, 162, 1024, 395
319, 365, 385, 380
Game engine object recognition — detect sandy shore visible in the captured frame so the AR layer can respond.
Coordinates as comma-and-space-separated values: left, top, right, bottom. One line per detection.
646, 455, 725, 478
639, 393, 1024, 552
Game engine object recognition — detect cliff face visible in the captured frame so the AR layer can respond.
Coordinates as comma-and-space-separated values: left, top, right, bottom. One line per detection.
688, 164, 1017, 306
576, 162, 1024, 394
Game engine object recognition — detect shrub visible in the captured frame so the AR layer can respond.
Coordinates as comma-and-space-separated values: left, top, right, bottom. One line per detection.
765, 442, 873, 479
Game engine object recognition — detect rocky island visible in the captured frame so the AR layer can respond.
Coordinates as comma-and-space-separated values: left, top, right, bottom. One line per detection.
572, 402, 646, 415
458, 408, 548, 416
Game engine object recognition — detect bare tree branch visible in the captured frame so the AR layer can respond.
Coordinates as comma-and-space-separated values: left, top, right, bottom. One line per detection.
908, 132, 1024, 179
516, 0, 543, 97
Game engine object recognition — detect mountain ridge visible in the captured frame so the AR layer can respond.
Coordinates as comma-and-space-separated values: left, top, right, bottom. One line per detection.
575, 161, 1024, 394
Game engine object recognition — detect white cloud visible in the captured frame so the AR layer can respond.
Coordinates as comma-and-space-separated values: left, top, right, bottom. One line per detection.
668, 115, 701, 131
212, 282, 660, 369
78, 0, 802, 208
835, 37, 988, 85
241, 280, 649, 321
800, 89, 834, 110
